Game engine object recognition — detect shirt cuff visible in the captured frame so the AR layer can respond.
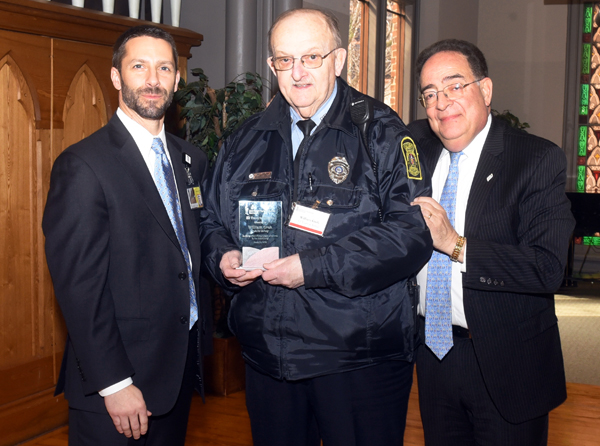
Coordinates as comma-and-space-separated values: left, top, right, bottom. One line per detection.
98, 377, 133, 397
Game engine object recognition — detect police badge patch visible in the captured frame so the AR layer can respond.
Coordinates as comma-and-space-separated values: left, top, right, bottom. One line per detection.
328, 156, 350, 184
400, 137, 422, 180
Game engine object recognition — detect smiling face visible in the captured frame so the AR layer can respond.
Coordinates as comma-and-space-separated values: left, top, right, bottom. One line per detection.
110, 36, 180, 133
268, 11, 346, 119
420, 51, 492, 152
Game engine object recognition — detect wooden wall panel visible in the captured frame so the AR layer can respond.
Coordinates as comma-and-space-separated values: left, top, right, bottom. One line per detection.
61, 64, 109, 150
53, 39, 115, 133
0, 390, 67, 446
0, 30, 51, 128
0, 55, 42, 376
0, 1, 202, 443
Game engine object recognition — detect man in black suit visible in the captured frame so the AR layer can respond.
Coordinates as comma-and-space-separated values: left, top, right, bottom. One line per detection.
409, 39, 574, 446
42, 26, 209, 445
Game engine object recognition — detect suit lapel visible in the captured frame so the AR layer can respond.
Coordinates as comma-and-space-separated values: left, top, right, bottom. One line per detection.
418, 135, 444, 178
108, 116, 181, 250
464, 118, 505, 236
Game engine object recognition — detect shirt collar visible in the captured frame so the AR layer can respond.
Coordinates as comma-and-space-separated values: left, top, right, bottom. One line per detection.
442, 113, 492, 160
290, 80, 338, 130
116, 107, 167, 154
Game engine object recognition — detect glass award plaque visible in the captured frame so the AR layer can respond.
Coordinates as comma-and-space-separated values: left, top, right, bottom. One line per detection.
238, 200, 282, 270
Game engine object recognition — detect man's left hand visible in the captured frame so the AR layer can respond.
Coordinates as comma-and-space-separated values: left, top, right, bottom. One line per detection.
412, 196, 459, 257
262, 254, 305, 289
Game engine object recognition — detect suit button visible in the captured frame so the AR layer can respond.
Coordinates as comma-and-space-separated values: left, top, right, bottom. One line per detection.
487, 278, 492, 285
180, 316, 188, 325
480, 277, 486, 283
493, 280, 498, 286
179, 272, 187, 280
500, 281, 505, 287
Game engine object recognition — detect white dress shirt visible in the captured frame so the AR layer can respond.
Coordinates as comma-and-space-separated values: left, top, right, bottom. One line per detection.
117, 107, 170, 177
417, 114, 492, 328
290, 81, 338, 157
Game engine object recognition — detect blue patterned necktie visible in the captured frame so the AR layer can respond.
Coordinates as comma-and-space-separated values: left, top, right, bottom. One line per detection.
425, 151, 462, 359
150, 137, 198, 329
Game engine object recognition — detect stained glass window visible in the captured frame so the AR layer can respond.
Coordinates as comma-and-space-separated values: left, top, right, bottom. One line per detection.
578, 3, 600, 246
579, 3, 600, 194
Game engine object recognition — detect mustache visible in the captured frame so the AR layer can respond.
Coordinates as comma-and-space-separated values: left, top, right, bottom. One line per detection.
138, 86, 168, 96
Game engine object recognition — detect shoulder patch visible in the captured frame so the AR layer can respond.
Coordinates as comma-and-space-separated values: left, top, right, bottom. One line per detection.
400, 136, 422, 180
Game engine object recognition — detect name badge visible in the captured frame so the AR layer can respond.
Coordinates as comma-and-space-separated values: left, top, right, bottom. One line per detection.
288, 204, 330, 236
187, 186, 203, 209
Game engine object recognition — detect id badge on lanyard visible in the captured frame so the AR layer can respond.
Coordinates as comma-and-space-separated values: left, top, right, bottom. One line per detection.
183, 153, 203, 209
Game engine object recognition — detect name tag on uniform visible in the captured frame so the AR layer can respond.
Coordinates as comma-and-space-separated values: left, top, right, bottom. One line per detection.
288, 204, 330, 236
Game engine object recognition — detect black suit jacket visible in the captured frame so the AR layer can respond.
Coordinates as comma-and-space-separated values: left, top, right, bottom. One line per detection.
43, 114, 210, 415
409, 117, 575, 423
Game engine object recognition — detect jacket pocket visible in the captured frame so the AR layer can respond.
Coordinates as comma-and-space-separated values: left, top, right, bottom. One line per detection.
301, 184, 362, 210
233, 179, 288, 201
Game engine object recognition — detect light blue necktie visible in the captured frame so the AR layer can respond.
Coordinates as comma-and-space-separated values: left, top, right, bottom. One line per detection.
425, 151, 462, 359
150, 137, 198, 329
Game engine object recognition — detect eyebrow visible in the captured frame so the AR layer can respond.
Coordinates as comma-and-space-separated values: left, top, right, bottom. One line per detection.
273, 48, 325, 58
130, 58, 175, 67
420, 73, 466, 92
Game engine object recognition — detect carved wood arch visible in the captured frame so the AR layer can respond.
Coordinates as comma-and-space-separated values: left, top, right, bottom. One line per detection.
62, 63, 108, 151
0, 54, 39, 371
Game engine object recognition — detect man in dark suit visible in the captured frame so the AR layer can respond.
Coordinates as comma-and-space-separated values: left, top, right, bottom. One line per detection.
409, 39, 574, 446
42, 25, 209, 445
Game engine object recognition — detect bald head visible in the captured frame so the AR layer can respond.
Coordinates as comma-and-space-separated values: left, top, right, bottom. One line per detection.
268, 8, 342, 57
267, 8, 347, 119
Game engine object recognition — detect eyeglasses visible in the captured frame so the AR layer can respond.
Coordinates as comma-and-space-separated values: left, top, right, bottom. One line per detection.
271, 48, 339, 71
418, 78, 484, 108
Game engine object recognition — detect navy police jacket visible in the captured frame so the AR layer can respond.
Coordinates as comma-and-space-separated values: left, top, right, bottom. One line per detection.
201, 78, 433, 380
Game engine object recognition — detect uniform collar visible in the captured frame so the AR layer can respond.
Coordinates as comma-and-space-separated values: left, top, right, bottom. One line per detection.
253, 78, 357, 138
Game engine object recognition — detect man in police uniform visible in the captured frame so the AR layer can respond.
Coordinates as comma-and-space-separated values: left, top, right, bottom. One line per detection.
200, 8, 432, 446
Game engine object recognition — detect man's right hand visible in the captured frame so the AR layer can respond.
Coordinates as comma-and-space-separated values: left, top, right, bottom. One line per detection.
104, 384, 152, 439
220, 250, 263, 287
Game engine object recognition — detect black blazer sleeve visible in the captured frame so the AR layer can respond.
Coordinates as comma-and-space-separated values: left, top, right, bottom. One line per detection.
43, 150, 134, 394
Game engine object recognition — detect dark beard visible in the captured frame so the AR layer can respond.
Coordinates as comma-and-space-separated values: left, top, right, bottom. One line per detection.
121, 82, 174, 120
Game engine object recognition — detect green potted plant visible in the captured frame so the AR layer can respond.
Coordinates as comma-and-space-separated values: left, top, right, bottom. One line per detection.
175, 68, 267, 395
492, 109, 530, 132
175, 68, 266, 164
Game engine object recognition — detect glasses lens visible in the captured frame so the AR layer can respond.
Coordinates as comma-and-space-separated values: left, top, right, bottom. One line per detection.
421, 91, 437, 108
444, 83, 464, 100
302, 54, 323, 69
274, 57, 293, 70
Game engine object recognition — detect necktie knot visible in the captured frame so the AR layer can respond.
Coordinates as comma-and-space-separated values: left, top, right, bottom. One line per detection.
450, 151, 462, 165
151, 137, 165, 155
297, 119, 316, 138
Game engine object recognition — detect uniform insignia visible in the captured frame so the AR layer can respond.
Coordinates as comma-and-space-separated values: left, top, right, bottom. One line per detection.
401, 137, 422, 180
328, 156, 350, 184
249, 171, 273, 180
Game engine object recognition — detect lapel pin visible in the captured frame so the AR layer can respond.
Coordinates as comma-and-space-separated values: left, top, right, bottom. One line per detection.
487, 173, 493, 182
